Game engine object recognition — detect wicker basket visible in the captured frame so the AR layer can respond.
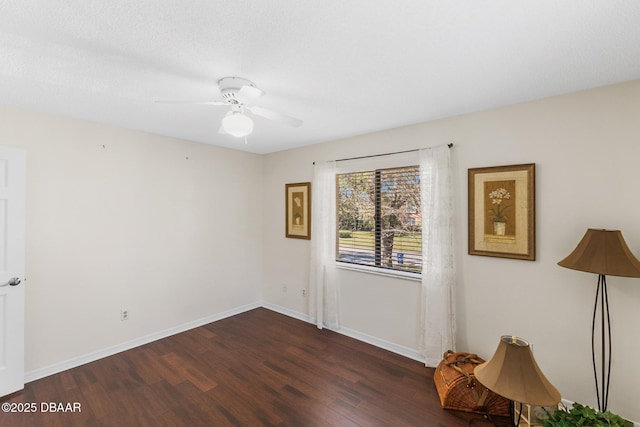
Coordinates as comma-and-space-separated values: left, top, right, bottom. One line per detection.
434, 350, 510, 417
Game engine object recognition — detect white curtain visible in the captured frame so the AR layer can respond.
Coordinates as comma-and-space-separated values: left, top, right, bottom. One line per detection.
419, 145, 455, 367
309, 160, 339, 330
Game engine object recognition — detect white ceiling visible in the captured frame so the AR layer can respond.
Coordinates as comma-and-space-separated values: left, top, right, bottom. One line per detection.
1, 1, 639, 154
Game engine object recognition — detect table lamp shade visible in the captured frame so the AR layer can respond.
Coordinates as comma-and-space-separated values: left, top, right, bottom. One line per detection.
558, 229, 640, 277
474, 336, 561, 407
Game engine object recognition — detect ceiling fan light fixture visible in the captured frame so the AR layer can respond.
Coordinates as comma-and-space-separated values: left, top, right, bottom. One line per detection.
222, 111, 254, 138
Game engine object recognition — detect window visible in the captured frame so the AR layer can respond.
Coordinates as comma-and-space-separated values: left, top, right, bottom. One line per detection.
336, 165, 421, 273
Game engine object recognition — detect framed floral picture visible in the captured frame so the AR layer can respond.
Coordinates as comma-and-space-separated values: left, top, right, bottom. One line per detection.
285, 182, 311, 240
468, 164, 535, 260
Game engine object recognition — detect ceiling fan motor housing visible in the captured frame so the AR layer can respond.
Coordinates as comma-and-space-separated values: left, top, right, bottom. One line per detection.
218, 77, 255, 104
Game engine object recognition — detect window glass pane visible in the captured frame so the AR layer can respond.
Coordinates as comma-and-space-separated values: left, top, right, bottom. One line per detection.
337, 165, 421, 273
337, 171, 375, 267
379, 166, 421, 272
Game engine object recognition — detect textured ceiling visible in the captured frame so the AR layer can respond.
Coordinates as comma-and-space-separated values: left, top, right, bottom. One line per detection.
1, 1, 639, 154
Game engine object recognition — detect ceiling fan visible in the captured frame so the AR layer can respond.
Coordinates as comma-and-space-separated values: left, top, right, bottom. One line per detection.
156, 77, 302, 139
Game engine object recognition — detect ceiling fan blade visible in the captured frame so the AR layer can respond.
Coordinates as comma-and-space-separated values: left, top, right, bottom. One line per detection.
247, 106, 302, 128
236, 85, 264, 105
155, 100, 227, 106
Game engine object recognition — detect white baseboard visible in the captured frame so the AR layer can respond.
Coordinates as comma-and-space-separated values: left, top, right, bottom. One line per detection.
262, 302, 425, 363
261, 302, 311, 323
334, 325, 425, 363
24, 301, 261, 383
27, 301, 424, 385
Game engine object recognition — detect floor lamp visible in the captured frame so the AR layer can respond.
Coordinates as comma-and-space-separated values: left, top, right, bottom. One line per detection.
474, 336, 561, 427
558, 228, 640, 411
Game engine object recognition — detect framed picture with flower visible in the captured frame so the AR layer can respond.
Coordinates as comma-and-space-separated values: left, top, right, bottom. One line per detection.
468, 163, 535, 260
286, 182, 311, 240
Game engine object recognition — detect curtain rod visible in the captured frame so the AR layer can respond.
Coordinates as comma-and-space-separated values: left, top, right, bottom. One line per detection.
313, 142, 453, 165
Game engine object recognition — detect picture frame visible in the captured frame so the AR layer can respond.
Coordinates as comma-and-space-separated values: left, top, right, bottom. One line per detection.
285, 182, 311, 240
468, 163, 535, 260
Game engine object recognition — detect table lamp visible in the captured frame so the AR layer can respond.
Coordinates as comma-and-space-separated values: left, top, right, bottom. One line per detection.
475, 335, 561, 426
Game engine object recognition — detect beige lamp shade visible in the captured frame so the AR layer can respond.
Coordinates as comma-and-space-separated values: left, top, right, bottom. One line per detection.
474, 336, 561, 407
558, 229, 640, 277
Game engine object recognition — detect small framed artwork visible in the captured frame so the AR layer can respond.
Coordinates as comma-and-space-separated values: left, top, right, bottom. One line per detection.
285, 182, 311, 240
468, 163, 535, 260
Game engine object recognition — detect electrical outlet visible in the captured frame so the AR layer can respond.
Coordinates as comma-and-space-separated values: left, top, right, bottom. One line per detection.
120, 309, 129, 321
282, 284, 287, 292
302, 289, 306, 296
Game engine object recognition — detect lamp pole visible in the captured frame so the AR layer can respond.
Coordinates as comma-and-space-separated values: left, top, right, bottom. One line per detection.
593, 274, 612, 411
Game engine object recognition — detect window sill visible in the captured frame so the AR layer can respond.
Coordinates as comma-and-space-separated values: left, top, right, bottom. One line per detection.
335, 262, 421, 282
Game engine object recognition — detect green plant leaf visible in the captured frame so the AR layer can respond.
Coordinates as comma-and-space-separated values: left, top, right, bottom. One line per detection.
542, 403, 629, 427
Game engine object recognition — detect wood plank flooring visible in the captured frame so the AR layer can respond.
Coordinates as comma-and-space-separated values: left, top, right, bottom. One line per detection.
1, 308, 504, 426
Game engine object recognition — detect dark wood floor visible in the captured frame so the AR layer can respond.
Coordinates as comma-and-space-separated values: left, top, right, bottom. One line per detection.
1, 308, 504, 426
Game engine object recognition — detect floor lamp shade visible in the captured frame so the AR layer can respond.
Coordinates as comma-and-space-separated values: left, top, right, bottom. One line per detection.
557, 229, 640, 277
474, 336, 561, 407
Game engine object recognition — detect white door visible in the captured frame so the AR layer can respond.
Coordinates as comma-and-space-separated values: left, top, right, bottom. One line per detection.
0, 147, 26, 397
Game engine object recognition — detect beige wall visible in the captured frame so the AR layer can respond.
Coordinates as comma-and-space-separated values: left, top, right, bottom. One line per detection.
0, 106, 263, 373
261, 80, 640, 422
2, 79, 640, 422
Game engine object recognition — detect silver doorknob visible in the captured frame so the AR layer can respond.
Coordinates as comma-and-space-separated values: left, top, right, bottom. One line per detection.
0, 277, 21, 287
